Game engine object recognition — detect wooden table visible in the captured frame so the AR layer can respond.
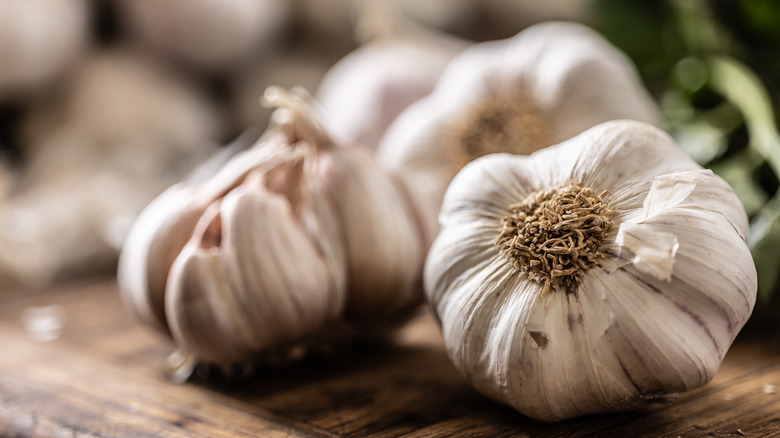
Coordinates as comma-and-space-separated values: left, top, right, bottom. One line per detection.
1, 280, 779, 437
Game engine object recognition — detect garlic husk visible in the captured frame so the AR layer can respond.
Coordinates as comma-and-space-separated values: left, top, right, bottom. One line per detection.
377, 21, 661, 247
424, 120, 756, 422
114, 0, 290, 70
316, 35, 467, 151
264, 87, 425, 323
0, 0, 89, 99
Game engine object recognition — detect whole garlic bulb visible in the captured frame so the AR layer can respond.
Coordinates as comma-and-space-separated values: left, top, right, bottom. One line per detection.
424, 120, 757, 422
0, 51, 222, 288
0, 0, 89, 99
119, 87, 424, 367
377, 21, 661, 247
115, 0, 290, 70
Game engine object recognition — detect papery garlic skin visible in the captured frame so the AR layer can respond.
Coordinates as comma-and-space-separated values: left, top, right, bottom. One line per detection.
425, 120, 756, 422
377, 22, 661, 247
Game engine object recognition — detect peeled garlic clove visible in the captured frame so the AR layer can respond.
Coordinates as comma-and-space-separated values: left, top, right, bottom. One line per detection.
166, 183, 340, 365
377, 21, 661, 247
425, 120, 757, 422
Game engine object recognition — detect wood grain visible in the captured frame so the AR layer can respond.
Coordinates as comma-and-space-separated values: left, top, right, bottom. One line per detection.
1, 280, 779, 437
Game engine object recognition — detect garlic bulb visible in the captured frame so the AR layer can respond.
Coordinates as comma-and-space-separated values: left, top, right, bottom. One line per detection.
424, 120, 757, 422
316, 34, 467, 151
377, 21, 661, 247
0, 0, 89, 99
391, 0, 479, 35
115, 0, 290, 70
119, 87, 424, 367
0, 51, 222, 288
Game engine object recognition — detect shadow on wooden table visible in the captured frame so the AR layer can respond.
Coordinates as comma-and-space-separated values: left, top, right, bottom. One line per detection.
2, 279, 779, 437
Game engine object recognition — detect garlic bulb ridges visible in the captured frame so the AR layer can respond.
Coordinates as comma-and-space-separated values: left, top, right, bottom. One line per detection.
425, 120, 757, 422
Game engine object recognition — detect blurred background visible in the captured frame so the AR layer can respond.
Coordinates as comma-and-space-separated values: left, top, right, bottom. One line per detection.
1, 0, 779, 327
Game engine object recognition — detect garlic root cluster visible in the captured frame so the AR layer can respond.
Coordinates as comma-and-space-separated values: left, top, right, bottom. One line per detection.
424, 120, 757, 422
119, 87, 424, 368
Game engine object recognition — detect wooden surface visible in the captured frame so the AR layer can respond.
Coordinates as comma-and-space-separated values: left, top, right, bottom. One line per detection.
1, 280, 780, 437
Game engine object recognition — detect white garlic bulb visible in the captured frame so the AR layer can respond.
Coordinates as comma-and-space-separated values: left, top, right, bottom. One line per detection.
0, 51, 222, 288
115, 0, 290, 70
119, 87, 424, 367
424, 120, 757, 422
377, 21, 661, 247
0, 0, 89, 99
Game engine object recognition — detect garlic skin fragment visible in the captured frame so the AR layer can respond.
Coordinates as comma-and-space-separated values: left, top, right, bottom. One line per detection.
424, 120, 757, 422
377, 22, 661, 247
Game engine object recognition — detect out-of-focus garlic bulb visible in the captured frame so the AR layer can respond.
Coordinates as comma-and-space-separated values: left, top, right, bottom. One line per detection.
377, 22, 661, 247
0, 0, 89, 99
0, 51, 222, 288
115, 0, 290, 70
119, 87, 424, 368
425, 121, 757, 422
316, 34, 467, 151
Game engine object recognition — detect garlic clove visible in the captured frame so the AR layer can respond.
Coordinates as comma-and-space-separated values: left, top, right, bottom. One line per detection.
264, 86, 425, 324
318, 145, 425, 322
166, 181, 342, 365
117, 183, 208, 334
425, 120, 757, 422
118, 138, 305, 335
